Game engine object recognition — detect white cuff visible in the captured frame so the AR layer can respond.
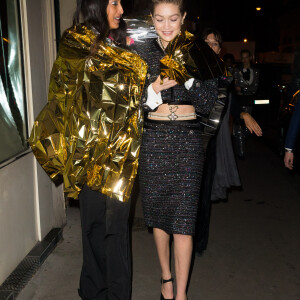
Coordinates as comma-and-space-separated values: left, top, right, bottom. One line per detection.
184, 78, 195, 90
145, 84, 163, 110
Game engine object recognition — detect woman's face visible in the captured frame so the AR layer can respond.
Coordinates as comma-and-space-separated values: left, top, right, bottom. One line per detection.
107, 0, 124, 30
204, 33, 221, 55
241, 52, 251, 66
152, 3, 186, 47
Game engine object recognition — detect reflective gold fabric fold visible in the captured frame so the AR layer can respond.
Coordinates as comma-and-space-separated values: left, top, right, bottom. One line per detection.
160, 31, 225, 85
29, 24, 147, 201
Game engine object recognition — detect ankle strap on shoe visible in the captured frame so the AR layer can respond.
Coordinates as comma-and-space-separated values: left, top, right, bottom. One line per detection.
161, 278, 174, 284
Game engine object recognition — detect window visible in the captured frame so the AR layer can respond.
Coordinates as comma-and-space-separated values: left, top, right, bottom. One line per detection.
0, 0, 28, 164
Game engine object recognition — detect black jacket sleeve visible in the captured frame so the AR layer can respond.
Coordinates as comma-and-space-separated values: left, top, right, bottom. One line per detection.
187, 78, 218, 115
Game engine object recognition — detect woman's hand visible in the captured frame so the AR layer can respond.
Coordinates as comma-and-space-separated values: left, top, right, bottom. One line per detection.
152, 76, 177, 94
284, 152, 294, 170
240, 112, 262, 136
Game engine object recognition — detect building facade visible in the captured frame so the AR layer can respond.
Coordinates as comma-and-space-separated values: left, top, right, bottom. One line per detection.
0, 0, 77, 285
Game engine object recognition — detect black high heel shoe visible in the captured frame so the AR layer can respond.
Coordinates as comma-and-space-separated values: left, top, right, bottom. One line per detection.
160, 277, 174, 300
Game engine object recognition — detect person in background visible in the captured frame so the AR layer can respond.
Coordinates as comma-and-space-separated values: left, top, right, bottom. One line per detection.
203, 29, 262, 182
195, 29, 262, 255
234, 49, 259, 104
284, 91, 300, 170
223, 53, 236, 71
29, 0, 147, 299
203, 33, 261, 136
232, 49, 260, 158
195, 28, 239, 255
231, 49, 261, 135
284, 54, 300, 169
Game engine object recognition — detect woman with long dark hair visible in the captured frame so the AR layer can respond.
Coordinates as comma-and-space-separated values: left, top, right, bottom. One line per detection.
195, 28, 262, 256
29, 0, 147, 299
134, 1, 219, 299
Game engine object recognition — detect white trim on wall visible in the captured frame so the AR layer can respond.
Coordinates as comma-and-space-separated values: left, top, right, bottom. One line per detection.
41, 0, 57, 87
19, 0, 42, 241
19, 0, 34, 129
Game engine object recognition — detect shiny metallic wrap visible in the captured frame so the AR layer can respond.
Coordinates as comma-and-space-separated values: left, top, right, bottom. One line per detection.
125, 16, 157, 43
29, 24, 147, 201
160, 31, 225, 85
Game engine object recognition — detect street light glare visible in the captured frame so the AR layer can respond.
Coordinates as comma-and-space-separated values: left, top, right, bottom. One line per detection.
256, 7, 262, 11
244, 39, 248, 43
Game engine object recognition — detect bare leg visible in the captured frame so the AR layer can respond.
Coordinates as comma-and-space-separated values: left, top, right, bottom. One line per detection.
174, 234, 193, 300
153, 228, 174, 299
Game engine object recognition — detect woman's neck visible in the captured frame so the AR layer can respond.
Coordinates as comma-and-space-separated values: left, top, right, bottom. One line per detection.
162, 40, 169, 48
158, 37, 169, 50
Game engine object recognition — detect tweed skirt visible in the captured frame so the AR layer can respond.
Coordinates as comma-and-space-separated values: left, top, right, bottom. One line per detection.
139, 119, 204, 235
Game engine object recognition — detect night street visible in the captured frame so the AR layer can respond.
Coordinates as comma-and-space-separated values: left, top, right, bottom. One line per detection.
17, 136, 300, 300
1, 1, 300, 300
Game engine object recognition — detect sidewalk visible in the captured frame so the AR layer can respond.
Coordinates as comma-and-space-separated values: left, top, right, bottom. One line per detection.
17, 138, 300, 300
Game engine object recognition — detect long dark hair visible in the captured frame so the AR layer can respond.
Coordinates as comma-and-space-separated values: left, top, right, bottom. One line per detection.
73, 0, 127, 46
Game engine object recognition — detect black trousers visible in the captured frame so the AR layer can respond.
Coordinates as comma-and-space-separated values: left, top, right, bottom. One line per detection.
78, 185, 131, 300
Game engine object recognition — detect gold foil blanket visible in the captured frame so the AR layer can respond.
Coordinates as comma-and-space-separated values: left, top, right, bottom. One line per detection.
29, 24, 147, 201
160, 31, 225, 85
